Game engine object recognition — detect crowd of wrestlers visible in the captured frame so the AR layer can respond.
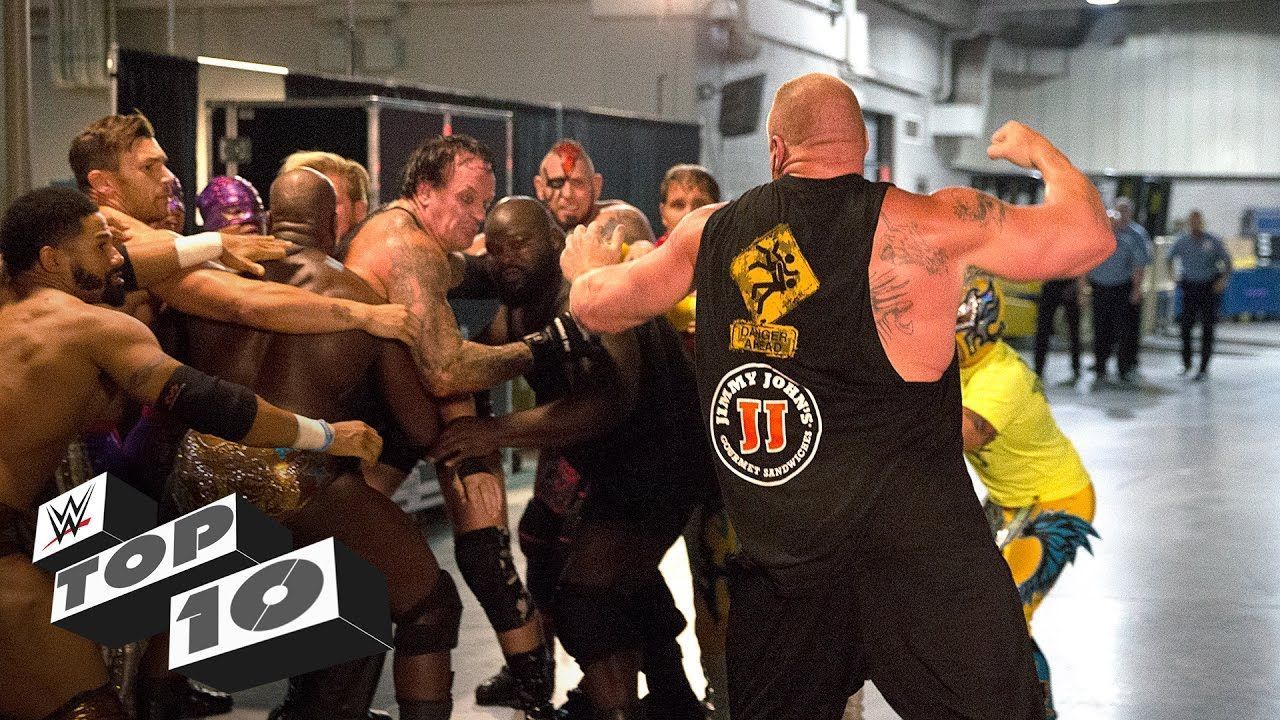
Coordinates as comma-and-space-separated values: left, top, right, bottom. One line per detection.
0, 83, 1100, 720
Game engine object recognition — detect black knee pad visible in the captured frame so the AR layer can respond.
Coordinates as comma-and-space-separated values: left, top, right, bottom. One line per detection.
552, 582, 643, 666
393, 570, 463, 655
454, 526, 534, 633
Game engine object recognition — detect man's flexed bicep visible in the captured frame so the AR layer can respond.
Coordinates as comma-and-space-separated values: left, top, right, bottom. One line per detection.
380, 236, 533, 397
896, 186, 1112, 282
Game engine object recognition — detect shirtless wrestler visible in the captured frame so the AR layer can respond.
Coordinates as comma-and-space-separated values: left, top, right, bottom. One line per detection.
0, 186, 381, 720
158, 168, 462, 720
342, 134, 597, 720
68, 112, 414, 345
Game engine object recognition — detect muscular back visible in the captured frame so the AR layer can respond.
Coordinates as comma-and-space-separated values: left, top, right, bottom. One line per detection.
177, 250, 435, 437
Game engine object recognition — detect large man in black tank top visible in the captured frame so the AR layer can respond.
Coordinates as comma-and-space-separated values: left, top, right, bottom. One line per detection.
560, 73, 1116, 720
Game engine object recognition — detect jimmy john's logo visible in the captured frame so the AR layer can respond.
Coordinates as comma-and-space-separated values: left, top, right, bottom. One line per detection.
728, 224, 819, 359
710, 364, 822, 487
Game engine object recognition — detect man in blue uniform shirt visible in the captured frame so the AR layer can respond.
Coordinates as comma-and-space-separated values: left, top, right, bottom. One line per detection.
1087, 197, 1151, 384
1169, 210, 1232, 381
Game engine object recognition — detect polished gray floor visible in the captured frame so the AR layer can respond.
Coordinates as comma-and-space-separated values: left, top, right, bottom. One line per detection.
223, 323, 1280, 719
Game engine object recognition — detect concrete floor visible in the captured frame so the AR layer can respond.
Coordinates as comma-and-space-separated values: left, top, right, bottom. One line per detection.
220, 323, 1280, 719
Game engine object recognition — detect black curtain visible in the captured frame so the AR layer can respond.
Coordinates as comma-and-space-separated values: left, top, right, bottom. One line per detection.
116, 50, 199, 233
285, 73, 700, 230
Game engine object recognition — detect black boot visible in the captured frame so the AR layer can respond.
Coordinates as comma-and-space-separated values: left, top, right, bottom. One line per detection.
507, 645, 556, 719
475, 664, 519, 707
136, 675, 232, 720
267, 654, 392, 720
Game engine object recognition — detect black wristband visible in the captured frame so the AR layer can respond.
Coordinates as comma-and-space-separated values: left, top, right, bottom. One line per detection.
158, 364, 258, 442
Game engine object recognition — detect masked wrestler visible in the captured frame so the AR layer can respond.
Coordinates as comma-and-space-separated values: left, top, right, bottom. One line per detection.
0, 186, 382, 720
956, 274, 1099, 720
431, 197, 710, 720
196, 175, 266, 234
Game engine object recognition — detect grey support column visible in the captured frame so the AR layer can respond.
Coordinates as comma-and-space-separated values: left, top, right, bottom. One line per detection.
4, 0, 33, 205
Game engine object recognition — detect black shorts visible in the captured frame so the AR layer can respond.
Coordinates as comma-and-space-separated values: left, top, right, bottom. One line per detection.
725, 508, 1043, 720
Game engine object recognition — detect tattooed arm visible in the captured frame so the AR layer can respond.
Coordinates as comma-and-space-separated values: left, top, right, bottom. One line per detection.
898, 122, 1113, 281
148, 268, 418, 343
379, 232, 534, 397
89, 306, 381, 458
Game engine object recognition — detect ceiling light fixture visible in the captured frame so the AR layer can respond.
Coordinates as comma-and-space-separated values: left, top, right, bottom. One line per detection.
196, 56, 289, 75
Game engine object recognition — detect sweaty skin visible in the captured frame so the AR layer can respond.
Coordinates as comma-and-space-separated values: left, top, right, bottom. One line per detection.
0, 210, 379, 720
343, 158, 535, 399
564, 73, 1115, 382
343, 149, 547, 663
164, 168, 452, 704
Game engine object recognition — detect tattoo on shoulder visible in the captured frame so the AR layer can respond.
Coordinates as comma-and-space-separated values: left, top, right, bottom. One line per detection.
870, 270, 914, 337
952, 191, 1008, 228
878, 211, 949, 275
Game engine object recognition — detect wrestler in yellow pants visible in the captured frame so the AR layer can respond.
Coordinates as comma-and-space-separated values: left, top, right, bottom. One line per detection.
985, 483, 1098, 720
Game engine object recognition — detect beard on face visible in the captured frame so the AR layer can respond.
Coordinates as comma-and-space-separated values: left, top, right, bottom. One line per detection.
495, 254, 558, 308
72, 262, 125, 305
72, 263, 106, 292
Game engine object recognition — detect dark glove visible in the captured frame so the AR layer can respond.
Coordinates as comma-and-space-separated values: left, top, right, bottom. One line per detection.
523, 311, 599, 367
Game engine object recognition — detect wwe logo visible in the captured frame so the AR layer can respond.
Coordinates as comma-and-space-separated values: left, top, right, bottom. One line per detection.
42, 485, 94, 550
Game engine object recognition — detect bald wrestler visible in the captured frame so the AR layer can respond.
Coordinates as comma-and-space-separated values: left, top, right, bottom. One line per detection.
152, 168, 461, 720
561, 73, 1115, 720
0, 187, 382, 720
343, 134, 597, 719
279, 151, 370, 242
431, 198, 709, 720
533, 139, 657, 254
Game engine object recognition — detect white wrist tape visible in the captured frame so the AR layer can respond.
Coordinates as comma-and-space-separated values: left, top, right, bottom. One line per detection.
294, 415, 335, 451
175, 232, 223, 269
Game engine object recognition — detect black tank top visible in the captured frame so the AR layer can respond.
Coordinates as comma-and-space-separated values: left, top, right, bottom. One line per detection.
694, 174, 966, 589
524, 319, 712, 505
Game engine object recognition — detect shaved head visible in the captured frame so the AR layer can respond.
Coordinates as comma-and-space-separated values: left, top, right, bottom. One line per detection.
766, 73, 868, 179
488, 196, 559, 240
270, 167, 337, 253
485, 196, 564, 306
540, 139, 595, 177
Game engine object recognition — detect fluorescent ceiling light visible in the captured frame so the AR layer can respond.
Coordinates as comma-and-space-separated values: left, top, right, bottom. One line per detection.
196, 56, 289, 75
1086, 0, 1119, 5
